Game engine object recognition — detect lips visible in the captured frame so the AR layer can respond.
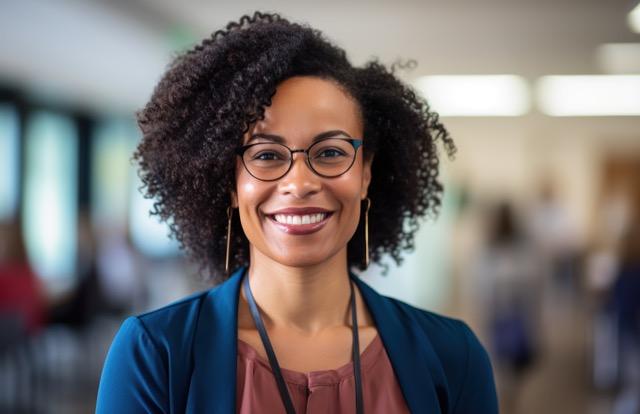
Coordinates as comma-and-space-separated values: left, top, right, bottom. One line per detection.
266, 207, 333, 215
264, 207, 334, 235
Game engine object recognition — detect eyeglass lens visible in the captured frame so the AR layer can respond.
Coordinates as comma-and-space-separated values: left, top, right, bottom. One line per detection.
242, 138, 357, 180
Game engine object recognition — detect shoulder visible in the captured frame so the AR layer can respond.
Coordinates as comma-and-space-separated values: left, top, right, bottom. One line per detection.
114, 287, 219, 372
108, 287, 212, 349
384, 296, 499, 413
389, 297, 481, 360
104, 268, 244, 369
96, 288, 214, 413
133, 288, 211, 342
109, 288, 213, 358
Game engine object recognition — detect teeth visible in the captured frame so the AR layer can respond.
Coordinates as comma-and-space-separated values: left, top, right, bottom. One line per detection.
273, 213, 327, 225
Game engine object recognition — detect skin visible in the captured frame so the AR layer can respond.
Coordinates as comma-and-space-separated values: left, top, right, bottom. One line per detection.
231, 76, 378, 372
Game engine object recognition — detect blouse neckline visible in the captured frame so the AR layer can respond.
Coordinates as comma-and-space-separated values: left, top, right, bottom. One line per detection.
237, 333, 383, 386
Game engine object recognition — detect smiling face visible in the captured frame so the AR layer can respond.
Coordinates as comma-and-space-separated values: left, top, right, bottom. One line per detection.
231, 76, 372, 269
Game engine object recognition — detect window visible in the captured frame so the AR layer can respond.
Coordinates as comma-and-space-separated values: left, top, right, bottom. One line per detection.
92, 118, 180, 257
22, 111, 77, 293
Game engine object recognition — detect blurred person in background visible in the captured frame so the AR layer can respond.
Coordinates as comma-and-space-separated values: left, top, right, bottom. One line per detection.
94, 223, 143, 315
527, 179, 580, 298
586, 176, 638, 394
96, 11, 498, 414
475, 200, 541, 413
0, 217, 46, 350
46, 210, 110, 327
611, 210, 640, 414
0, 217, 47, 413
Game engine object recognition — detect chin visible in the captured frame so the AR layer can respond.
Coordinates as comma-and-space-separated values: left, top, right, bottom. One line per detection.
272, 253, 331, 268
266, 244, 345, 268
251, 237, 350, 268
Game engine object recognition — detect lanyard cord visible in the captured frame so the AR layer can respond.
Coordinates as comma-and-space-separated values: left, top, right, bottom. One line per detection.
242, 271, 364, 414
350, 275, 364, 414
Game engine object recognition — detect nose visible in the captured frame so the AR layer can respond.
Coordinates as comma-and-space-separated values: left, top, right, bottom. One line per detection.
277, 152, 322, 198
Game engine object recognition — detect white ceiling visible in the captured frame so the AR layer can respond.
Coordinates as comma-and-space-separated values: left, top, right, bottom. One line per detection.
130, 0, 640, 74
1, 0, 638, 113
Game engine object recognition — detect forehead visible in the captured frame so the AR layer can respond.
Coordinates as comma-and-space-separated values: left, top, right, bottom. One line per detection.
245, 76, 362, 142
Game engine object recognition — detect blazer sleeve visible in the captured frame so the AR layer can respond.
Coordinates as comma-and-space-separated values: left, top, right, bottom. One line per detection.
451, 323, 499, 414
96, 316, 169, 414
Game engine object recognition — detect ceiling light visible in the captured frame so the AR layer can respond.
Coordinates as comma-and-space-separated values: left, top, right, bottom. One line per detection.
537, 75, 640, 116
413, 75, 530, 117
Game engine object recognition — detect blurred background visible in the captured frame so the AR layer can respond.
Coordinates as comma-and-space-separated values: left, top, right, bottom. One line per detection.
1, 0, 640, 413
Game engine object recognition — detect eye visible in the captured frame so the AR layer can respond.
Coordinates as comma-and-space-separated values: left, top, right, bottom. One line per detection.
317, 148, 346, 158
252, 151, 282, 161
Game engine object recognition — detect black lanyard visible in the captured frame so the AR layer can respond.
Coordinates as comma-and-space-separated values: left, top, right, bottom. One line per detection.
242, 271, 364, 414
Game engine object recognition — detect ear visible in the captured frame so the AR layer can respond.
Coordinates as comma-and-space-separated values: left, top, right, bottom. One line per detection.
360, 154, 374, 200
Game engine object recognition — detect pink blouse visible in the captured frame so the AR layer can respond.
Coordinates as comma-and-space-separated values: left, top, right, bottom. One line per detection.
236, 333, 411, 413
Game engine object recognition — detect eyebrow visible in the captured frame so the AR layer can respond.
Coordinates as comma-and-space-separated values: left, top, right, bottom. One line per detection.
247, 129, 353, 144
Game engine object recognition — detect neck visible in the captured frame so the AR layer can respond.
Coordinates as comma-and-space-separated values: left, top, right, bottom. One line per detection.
240, 247, 352, 335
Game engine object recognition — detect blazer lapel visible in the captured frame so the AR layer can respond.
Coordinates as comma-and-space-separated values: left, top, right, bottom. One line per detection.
186, 266, 246, 414
350, 272, 448, 413
186, 267, 447, 414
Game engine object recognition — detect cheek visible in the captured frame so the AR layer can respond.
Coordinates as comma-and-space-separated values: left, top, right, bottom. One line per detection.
335, 184, 363, 245
235, 163, 261, 204
235, 179, 271, 247
237, 180, 260, 201
337, 166, 366, 199
332, 175, 365, 218
235, 170, 268, 224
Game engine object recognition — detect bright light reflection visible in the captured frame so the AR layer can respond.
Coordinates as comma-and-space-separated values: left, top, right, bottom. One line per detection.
92, 119, 137, 228
22, 112, 77, 290
129, 172, 181, 258
413, 75, 531, 116
537, 75, 640, 116
628, 2, 640, 33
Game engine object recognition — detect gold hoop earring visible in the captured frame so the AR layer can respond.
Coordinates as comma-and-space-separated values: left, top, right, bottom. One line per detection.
364, 197, 371, 268
225, 206, 233, 274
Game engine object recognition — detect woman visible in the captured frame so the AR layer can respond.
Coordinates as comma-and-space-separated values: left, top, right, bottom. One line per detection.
96, 11, 498, 414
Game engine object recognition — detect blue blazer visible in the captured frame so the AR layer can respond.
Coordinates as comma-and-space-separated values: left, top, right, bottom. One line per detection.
96, 267, 498, 413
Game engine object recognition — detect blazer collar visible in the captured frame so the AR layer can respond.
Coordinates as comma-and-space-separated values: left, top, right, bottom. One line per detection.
187, 266, 446, 413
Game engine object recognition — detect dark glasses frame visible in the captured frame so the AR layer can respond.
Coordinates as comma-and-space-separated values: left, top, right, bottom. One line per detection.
235, 138, 364, 181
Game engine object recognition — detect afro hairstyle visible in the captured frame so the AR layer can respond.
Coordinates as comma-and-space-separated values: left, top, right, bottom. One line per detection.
133, 11, 456, 284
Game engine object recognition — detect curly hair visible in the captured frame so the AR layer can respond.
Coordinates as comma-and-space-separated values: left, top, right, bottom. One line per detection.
133, 11, 456, 284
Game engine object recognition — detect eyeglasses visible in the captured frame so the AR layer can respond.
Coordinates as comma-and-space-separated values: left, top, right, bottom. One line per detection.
236, 137, 363, 181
